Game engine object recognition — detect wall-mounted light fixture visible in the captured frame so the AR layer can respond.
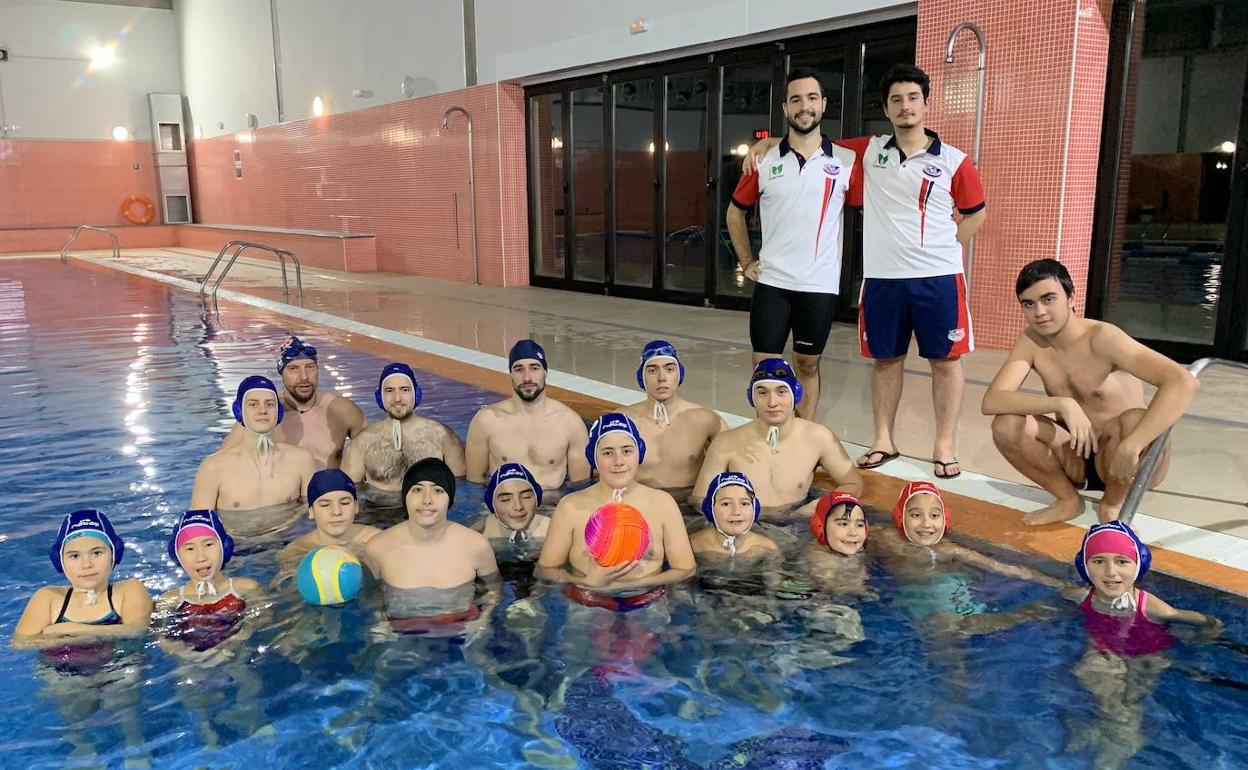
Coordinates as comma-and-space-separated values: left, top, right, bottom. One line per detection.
312, 96, 326, 117
550, 136, 563, 150
1220, 141, 1236, 154
193, 125, 203, 140
111, 125, 129, 141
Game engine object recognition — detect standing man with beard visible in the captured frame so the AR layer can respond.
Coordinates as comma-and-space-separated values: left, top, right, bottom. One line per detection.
726, 68, 859, 420
465, 339, 591, 501
218, 337, 365, 469
341, 363, 466, 497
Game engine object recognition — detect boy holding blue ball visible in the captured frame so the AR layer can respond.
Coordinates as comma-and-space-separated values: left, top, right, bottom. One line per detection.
280, 469, 380, 567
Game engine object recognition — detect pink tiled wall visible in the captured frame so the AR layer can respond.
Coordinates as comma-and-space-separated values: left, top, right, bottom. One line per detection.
0, 139, 161, 228
917, 0, 1111, 349
0, 225, 177, 255
187, 83, 530, 287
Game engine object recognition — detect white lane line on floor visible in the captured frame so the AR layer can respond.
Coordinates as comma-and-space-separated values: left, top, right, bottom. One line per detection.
79, 254, 1246, 575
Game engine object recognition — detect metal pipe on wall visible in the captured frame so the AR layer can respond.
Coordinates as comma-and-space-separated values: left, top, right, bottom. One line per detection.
270, 0, 285, 123
442, 106, 479, 285
944, 22, 986, 287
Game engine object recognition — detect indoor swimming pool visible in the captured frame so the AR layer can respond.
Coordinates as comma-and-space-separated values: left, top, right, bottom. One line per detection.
2, 259, 1246, 770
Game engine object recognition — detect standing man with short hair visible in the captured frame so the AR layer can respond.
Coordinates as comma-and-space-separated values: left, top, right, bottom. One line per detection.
839, 63, 987, 479
726, 68, 859, 420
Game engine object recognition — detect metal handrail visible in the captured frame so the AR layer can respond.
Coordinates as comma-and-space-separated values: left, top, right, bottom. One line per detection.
199, 239, 303, 302
1120, 357, 1248, 525
60, 225, 120, 263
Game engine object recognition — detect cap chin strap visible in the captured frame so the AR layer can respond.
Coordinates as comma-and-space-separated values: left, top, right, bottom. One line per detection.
714, 524, 740, 555
391, 418, 403, 451
508, 528, 530, 545
652, 400, 670, 426
766, 425, 781, 453
611, 486, 627, 503
1110, 589, 1137, 611
243, 423, 276, 474
84, 588, 98, 606
195, 578, 219, 601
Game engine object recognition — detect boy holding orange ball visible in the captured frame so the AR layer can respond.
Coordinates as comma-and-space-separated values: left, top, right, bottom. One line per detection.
537, 412, 696, 609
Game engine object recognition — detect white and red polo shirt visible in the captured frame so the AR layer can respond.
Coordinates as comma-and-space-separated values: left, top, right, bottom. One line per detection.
731, 136, 858, 294
838, 129, 984, 279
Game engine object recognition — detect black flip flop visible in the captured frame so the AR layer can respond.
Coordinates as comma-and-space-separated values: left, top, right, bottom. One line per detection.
933, 459, 962, 479
857, 450, 900, 470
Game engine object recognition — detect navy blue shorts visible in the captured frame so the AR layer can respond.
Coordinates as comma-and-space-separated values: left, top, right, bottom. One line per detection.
858, 274, 973, 360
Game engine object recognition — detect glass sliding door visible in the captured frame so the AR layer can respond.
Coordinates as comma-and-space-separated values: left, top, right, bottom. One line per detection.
527, 93, 566, 279
571, 86, 606, 284
716, 60, 774, 301
613, 78, 657, 288
663, 70, 710, 295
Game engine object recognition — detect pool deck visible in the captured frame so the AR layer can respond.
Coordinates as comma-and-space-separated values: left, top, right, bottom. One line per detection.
16, 248, 1248, 595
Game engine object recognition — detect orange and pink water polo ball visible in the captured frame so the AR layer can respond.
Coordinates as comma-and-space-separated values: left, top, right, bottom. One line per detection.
584, 503, 650, 567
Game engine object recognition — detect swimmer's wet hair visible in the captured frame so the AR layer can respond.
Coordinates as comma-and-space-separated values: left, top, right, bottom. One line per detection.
1016, 258, 1075, 298
880, 63, 930, 101
786, 67, 824, 98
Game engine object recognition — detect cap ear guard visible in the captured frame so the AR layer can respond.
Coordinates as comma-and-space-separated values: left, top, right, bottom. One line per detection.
50, 509, 125, 575
700, 472, 760, 523
635, 342, 686, 389
374, 380, 423, 411
810, 492, 864, 547
1074, 520, 1152, 585
233, 378, 285, 426
167, 509, 235, 568
585, 413, 647, 470
746, 358, 803, 406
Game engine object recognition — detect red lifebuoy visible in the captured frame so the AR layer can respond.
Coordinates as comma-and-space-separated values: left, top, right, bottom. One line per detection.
121, 194, 155, 225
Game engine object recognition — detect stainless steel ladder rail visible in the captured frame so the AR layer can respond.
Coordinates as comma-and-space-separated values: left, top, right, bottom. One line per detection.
1120, 357, 1248, 526
199, 239, 304, 302
60, 225, 120, 263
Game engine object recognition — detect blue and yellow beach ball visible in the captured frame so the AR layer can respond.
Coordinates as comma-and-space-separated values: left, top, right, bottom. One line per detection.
296, 546, 363, 605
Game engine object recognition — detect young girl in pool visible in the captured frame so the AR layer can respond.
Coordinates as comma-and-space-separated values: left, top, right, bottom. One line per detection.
13, 509, 152, 649
12, 509, 153, 763
157, 509, 270, 746
803, 491, 872, 597
1062, 520, 1221, 768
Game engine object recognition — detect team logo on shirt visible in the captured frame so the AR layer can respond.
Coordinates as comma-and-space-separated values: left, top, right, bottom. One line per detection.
923, 164, 943, 178
873, 152, 889, 167
769, 163, 784, 179
948, 328, 966, 343
822, 161, 841, 176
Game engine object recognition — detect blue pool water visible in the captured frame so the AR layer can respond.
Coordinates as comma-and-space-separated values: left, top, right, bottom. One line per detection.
2, 260, 1247, 769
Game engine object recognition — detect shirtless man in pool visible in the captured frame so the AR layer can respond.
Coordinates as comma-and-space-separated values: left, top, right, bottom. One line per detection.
341, 363, 466, 493
465, 339, 591, 500
691, 358, 862, 522
621, 340, 726, 496
982, 259, 1199, 525
219, 336, 365, 469
191, 376, 317, 511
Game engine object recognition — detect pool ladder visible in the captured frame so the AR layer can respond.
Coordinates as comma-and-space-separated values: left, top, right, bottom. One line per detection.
1120, 357, 1248, 526
59, 225, 120, 263
199, 240, 304, 303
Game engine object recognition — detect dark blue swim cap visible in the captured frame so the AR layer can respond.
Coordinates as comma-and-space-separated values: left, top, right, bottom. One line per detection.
508, 339, 547, 370
585, 412, 647, 469
307, 468, 357, 506
484, 463, 542, 514
232, 375, 284, 425
374, 362, 423, 411
277, 336, 317, 373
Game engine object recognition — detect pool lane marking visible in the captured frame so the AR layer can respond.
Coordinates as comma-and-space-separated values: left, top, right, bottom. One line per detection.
76, 253, 1248, 590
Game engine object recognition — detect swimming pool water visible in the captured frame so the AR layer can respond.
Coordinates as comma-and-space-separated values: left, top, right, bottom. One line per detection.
2, 260, 1247, 770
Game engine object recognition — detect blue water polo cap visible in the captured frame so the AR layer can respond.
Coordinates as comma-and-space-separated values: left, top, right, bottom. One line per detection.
636, 340, 685, 389
167, 509, 235, 567
232, 375, 284, 425
277, 335, 317, 373
307, 468, 357, 507
585, 412, 647, 469
746, 357, 803, 406
50, 509, 125, 575
484, 462, 542, 514
374, 362, 423, 411
701, 471, 760, 523
508, 339, 548, 371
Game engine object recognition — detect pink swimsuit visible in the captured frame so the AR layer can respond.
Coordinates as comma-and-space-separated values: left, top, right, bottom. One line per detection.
1079, 589, 1175, 656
